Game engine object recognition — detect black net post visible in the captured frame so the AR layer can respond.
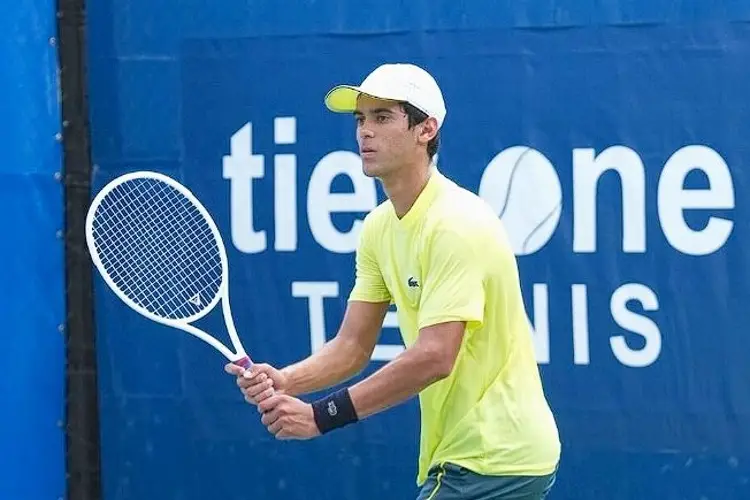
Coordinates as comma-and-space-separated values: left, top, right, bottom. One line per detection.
57, 0, 102, 498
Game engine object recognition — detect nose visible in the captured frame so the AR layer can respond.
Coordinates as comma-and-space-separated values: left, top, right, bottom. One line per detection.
357, 123, 374, 140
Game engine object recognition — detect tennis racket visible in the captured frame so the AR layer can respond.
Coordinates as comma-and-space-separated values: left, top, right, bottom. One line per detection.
85, 170, 254, 370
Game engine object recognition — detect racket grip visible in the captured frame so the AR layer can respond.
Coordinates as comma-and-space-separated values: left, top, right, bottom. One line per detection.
234, 356, 252, 369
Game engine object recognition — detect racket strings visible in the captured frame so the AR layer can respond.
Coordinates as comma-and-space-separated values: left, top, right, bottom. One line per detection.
97, 181, 220, 317
144, 197, 221, 315
113, 181, 221, 311
91, 177, 223, 320
96, 181, 191, 308
100, 187, 212, 312
96, 182, 197, 304
96, 182, 182, 300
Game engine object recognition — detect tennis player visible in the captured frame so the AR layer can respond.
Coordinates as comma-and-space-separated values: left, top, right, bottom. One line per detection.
226, 63, 561, 499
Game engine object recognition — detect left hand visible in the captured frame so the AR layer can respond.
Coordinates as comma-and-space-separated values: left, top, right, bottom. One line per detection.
258, 394, 321, 440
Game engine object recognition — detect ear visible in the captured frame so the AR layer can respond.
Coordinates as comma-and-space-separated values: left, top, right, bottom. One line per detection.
416, 117, 439, 146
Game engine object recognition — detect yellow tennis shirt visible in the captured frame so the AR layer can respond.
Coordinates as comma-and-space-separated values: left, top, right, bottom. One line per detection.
348, 168, 561, 486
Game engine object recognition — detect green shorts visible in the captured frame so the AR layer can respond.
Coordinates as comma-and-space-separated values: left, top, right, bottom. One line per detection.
416, 462, 557, 500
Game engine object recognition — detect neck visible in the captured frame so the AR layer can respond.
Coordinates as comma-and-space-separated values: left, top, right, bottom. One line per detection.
381, 159, 433, 218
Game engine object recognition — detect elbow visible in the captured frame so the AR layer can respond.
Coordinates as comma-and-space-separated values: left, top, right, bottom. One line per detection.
433, 356, 456, 380
417, 347, 456, 383
411, 321, 464, 383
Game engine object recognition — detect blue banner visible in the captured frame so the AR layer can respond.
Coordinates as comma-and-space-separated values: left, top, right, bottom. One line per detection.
90, 25, 750, 500
0, 1, 66, 499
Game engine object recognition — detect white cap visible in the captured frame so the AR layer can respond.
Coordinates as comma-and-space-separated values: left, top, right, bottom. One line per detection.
324, 63, 447, 129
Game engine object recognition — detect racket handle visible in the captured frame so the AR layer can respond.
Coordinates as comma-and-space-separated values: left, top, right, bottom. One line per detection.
234, 355, 274, 411
234, 356, 252, 369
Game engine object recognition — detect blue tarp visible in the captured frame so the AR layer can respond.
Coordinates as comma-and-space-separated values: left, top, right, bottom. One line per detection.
0, 1, 66, 499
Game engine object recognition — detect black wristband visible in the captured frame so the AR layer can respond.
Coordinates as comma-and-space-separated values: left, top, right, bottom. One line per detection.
311, 388, 359, 434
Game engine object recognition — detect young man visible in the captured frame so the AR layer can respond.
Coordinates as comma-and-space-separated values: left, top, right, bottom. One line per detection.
225, 63, 561, 499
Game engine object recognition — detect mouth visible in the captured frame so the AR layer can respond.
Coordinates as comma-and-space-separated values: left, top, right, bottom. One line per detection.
361, 149, 377, 160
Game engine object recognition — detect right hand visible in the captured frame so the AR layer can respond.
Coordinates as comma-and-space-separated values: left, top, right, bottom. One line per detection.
224, 362, 289, 405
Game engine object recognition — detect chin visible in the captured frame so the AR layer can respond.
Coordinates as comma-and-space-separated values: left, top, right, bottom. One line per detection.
362, 162, 385, 178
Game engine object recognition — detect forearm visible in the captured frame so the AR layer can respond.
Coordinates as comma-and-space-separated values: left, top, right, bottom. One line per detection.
347, 346, 447, 419
282, 336, 369, 396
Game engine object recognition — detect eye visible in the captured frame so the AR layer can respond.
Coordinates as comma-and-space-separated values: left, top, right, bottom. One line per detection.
376, 114, 389, 123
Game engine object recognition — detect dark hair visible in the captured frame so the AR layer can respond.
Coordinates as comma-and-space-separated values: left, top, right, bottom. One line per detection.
402, 102, 440, 160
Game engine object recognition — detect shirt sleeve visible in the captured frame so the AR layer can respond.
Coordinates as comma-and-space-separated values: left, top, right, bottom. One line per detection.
417, 225, 485, 331
348, 216, 392, 303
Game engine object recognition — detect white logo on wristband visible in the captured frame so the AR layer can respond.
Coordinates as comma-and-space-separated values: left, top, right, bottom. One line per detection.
327, 401, 338, 416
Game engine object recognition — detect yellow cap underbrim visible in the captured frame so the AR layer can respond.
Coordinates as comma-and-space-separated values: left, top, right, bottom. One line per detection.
325, 85, 403, 114
324, 85, 362, 113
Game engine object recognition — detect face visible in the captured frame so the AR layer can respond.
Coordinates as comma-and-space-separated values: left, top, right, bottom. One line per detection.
353, 95, 437, 179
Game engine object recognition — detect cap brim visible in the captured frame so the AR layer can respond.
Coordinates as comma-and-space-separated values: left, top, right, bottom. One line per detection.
325, 85, 403, 113
324, 85, 362, 113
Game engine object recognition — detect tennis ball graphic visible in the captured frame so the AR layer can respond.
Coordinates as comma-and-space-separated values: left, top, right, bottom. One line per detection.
479, 146, 562, 256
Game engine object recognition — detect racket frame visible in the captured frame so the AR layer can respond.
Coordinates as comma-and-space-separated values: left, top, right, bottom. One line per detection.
85, 170, 252, 368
